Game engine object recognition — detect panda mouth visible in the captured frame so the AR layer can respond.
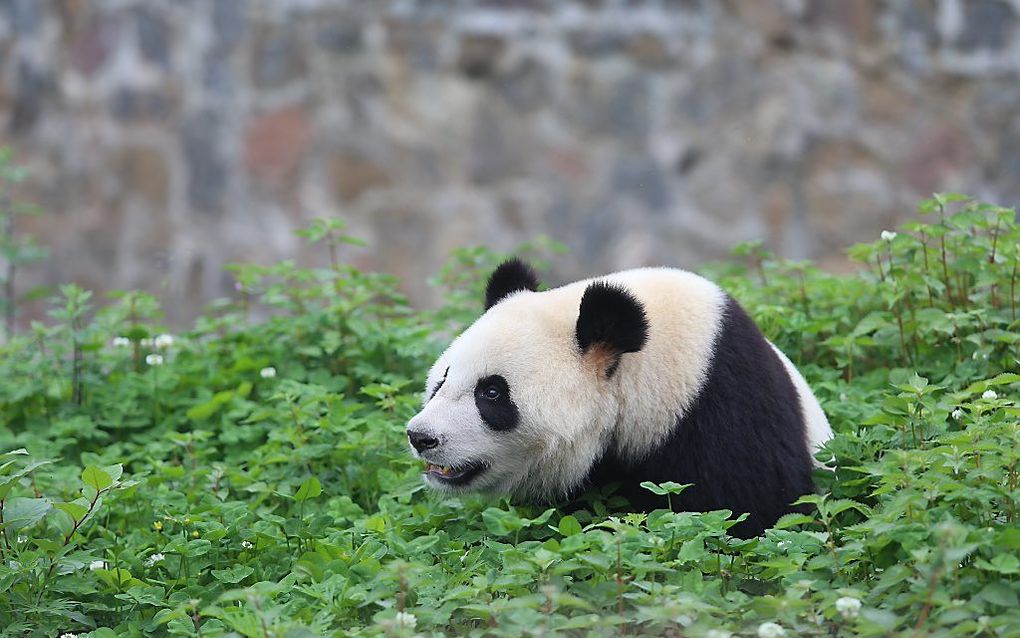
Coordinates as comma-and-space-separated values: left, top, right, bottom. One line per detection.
424, 460, 487, 486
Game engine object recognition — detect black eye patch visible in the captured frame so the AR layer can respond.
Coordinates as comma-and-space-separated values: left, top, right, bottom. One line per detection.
474, 374, 518, 431
429, 367, 449, 401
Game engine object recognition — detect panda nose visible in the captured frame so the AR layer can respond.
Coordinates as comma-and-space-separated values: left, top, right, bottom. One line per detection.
407, 430, 439, 453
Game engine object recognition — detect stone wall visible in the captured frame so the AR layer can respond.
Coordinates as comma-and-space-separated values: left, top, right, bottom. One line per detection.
2, 0, 1019, 322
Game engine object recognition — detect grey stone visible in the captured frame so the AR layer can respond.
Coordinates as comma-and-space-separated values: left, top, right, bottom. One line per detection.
68, 18, 113, 77
496, 57, 548, 111
567, 29, 625, 57
958, 0, 1014, 50
1, 0, 41, 35
109, 88, 172, 121
8, 60, 51, 133
316, 22, 362, 54
468, 105, 525, 184
180, 111, 227, 214
136, 7, 171, 68
892, 0, 937, 44
211, 0, 246, 50
457, 33, 506, 80
5, 0, 1020, 325
251, 25, 307, 88
580, 75, 651, 142
386, 19, 439, 70
203, 48, 235, 95
611, 157, 670, 212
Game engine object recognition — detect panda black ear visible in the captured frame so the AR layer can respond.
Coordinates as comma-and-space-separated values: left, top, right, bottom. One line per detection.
485, 258, 541, 310
576, 281, 649, 376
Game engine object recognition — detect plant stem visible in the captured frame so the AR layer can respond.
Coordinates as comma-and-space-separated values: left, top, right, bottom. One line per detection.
938, 205, 956, 308
1, 190, 14, 338
1010, 258, 1017, 323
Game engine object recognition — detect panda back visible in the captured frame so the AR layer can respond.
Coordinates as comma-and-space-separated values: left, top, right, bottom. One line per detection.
586, 270, 821, 537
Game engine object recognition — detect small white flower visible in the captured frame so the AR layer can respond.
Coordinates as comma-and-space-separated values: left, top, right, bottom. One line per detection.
835, 596, 862, 619
89, 560, 106, 571
145, 354, 164, 366
145, 553, 165, 566
112, 336, 131, 348
241, 540, 254, 550
707, 631, 732, 638
394, 611, 417, 629
982, 390, 998, 400
259, 366, 277, 379
880, 230, 897, 242
154, 334, 175, 349
758, 622, 786, 638
16, 535, 26, 544
60, 634, 78, 638
951, 408, 963, 421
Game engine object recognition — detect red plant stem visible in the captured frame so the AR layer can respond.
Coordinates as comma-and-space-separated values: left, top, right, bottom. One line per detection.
46, 486, 105, 578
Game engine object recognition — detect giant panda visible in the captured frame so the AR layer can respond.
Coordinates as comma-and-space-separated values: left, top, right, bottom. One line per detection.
406, 258, 833, 537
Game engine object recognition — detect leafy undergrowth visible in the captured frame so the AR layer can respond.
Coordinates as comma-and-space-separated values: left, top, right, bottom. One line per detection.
1, 198, 1018, 637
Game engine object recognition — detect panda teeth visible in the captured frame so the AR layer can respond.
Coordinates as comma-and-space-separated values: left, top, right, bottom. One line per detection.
426, 463, 453, 476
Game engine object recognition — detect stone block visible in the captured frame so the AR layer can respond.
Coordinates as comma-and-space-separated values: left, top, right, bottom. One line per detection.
136, 6, 170, 68
251, 24, 307, 89
244, 106, 312, 184
329, 152, 389, 202
180, 110, 227, 214
113, 146, 170, 206
958, 0, 1014, 50
457, 33, 506, 80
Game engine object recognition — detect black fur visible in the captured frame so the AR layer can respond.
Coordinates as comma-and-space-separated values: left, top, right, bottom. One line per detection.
485, 258, 541, 310
585, 295, 814, 538
428, 367, 449, 401
575, 282, 649, 376
475, 374, 519, 431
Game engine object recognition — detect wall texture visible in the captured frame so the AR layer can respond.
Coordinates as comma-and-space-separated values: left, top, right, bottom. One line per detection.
2, 0, 1019, 321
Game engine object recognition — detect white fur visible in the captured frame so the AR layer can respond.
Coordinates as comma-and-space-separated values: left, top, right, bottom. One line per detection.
407, 267, 833, 500
769, 343, 834, 465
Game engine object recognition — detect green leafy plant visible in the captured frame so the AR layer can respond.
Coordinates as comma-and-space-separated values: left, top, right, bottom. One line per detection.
0, 191, 1018, 636
0, 148, 48, 339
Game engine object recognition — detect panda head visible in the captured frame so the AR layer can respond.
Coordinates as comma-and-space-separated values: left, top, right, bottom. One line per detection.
406, 258, 649, 500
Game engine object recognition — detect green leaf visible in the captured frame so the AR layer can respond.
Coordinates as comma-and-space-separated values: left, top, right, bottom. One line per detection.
979, 582, 1019, 607
482, 508, 524, 536
0, 459, 53, 499
293, 476, 322, 501
558, 515, 582, 537
82, 465, 113, 491
54, 501, 89, 522
186, 390, 235, 421
639, 481, 690, 496
211, 564, 254, 584
773, 513, 815, 530
2, 497, 51, 530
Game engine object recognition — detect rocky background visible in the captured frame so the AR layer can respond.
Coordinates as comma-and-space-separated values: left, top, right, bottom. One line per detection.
2, 0, 1019, 323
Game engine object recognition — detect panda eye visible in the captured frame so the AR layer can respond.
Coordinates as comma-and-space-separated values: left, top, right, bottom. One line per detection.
482, 385, 501, 401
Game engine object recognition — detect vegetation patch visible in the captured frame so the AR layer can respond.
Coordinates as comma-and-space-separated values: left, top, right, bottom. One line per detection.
1, 193, 1019, 637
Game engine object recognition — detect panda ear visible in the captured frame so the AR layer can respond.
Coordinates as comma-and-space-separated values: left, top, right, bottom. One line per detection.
575, 281, 649, 377
485, 258, 541, 310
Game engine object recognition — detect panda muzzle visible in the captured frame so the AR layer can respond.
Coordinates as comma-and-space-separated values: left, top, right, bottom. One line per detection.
423, 460, 487, 486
